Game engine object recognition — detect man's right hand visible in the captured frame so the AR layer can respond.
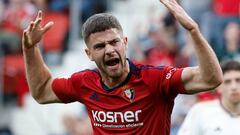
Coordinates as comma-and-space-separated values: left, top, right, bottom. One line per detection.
22, 10, 54, 49
159, 0, 198, 32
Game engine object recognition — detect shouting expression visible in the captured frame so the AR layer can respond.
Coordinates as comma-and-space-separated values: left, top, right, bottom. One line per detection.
85, 28, 128, 79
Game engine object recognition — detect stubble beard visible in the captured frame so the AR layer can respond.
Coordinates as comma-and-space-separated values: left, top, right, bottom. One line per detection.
108, 59, 126, 78
106, 57, 128, 79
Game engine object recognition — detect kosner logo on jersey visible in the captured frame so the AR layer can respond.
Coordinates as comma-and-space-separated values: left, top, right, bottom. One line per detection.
92, 110, 142, 123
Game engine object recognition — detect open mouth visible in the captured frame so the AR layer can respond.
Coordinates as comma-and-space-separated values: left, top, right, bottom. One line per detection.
105, 58, 120, 67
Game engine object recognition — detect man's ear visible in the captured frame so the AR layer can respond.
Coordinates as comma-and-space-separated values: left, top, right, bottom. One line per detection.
123, 36, 128, 50
85, 48, 93, 61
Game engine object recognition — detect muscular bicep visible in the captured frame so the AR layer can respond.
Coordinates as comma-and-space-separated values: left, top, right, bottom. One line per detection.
182, 67, 216, 94
37, 78, 62, 104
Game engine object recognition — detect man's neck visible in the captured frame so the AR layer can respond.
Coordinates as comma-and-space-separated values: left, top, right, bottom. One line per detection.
221, 98, 240, 117
102, 60, 130, 89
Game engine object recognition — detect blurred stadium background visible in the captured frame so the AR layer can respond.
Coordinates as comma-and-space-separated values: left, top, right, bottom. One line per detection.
0, 0, 239, 135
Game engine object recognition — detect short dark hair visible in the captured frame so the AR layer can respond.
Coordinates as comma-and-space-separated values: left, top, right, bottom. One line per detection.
82, 13, 123, 44
221, 60, 240, 74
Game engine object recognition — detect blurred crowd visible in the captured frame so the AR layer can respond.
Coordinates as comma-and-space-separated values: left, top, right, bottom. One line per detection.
0, 0, 239, 135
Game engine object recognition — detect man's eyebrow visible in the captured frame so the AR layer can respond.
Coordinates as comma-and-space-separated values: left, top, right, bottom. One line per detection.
93, 38, 121, 47
111, 38, 121, 42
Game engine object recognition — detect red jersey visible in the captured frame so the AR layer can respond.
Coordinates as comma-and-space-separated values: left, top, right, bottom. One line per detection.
52, 60, 186, 135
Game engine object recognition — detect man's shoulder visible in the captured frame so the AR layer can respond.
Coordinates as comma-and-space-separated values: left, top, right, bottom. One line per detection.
71, 69, 99, 80
135, 64, 168, 75
190, 100, 220, 113
196, 99, 218, 106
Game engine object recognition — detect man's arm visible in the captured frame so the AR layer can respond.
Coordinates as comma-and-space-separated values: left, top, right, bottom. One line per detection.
22, 11, 61, 104
159, 0, 223, 93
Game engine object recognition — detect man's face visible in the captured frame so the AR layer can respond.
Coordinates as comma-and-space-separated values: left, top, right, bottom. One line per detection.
219, 70, 240, 104
85, 28, 128, 78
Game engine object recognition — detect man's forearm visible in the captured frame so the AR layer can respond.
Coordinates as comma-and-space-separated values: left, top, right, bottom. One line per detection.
160, 0, 223, 91
189, 28, 222, 84
23, 45, 52, 100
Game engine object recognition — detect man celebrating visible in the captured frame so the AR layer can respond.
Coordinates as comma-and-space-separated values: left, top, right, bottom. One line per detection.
22, 0, 223, 134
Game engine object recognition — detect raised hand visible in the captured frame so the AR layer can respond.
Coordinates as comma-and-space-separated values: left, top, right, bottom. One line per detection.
159, 0, 198, 31
159, 0, 178, 8
22, 10, 54, 49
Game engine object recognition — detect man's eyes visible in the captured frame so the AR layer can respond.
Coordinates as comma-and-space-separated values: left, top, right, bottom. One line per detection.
224, 79, 231, 84
94, 44, 105, 49
109, 39, 120, 45
224, 78, 240, 84
236, 78, 240, 83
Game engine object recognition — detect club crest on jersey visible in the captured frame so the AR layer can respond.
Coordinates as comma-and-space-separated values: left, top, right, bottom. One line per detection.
123, 88, 135, 102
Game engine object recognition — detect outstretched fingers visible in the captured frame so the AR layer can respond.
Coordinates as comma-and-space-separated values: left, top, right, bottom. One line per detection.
35, 11, 42, 26
22, 10, 54, 48
42, 21, 54, 34
27, 10, 42, 33
23, 31, 27, 42
29, 21, 34, 32
159, 0, 177, 4
34, 10, 54, 34
160, 0, 197, 31
159, 0, 178, 10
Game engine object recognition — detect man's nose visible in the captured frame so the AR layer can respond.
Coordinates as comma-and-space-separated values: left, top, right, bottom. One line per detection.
230, 81, 238, 92
105, 44, 115, 55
